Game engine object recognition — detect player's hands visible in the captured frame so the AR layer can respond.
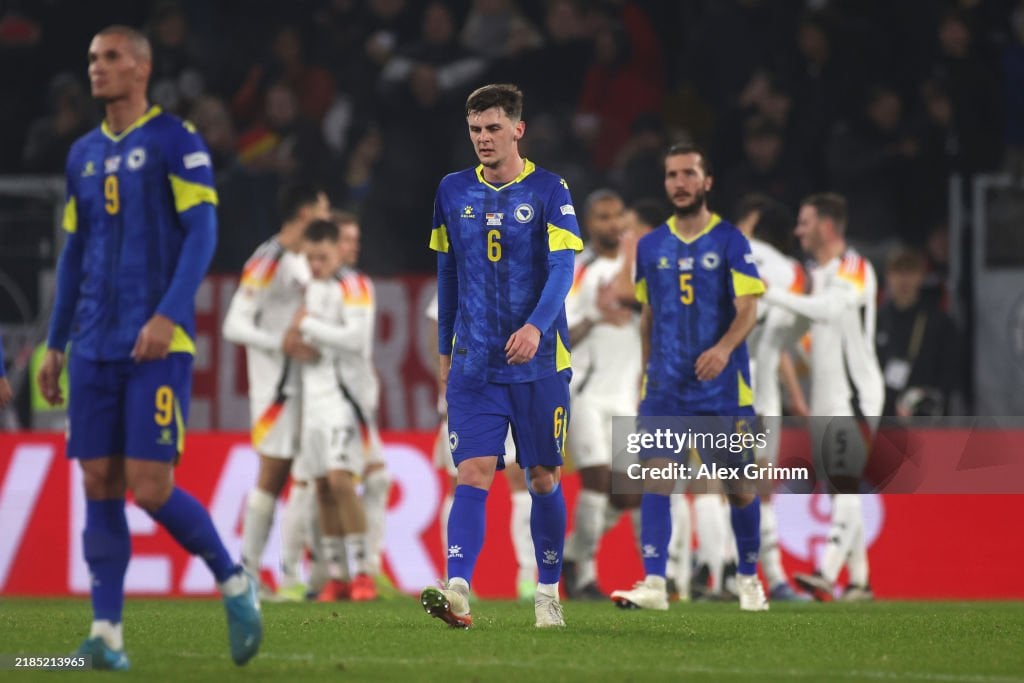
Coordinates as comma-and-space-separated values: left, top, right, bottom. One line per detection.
597, 282, 633, 326
505, 323, 541, 365
291, 306, 307, 327
438, 354, 451, 415
695, 343, 730, 382
132, 314, 175, 362
0, 376, 12, 409
282, 327, 320, 362
37, 349, 65, 406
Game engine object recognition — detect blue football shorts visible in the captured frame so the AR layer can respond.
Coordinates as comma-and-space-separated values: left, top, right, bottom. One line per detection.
638, 391, 757, 470
446, 369, 571, 470
67, 351, 192, 462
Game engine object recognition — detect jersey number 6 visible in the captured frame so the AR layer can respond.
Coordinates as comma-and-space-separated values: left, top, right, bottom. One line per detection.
487, 229, 502, 262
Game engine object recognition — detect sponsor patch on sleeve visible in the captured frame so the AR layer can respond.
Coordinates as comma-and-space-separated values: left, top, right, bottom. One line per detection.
183, 151, 211, 169
560, 204, 575, 216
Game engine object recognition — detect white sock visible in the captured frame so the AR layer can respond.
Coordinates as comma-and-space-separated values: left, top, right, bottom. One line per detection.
602, 504, 622, 534
241, 488, 276, 573
90, 620, 123, 651
536, 582, 559, 598
644, 574, 667, 591
344, 533, 369, 576
760, 501, 787, 588
694, 494, 726, 593
821, 494, 861, 583
510, 490, 536, 582
568, 490, 607, 589
280, 483, 312, 586
306, 489, 327, 592
721, 496, 737, 565
846, 510, 870, 587
440, 493, 454, 558
322, 535, 350, 581
361, 468, 391, 575
667, 495, 692, 590
219, 570, 248, 598
447, 576, 470, 594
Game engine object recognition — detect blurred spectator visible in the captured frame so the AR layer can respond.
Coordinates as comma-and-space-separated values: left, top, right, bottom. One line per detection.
22, 73, 94, 173
232, 25, 336, 126
189, 96, 277, 272
716, 115, 809, 218
826, 84, 920, 245
236, 81, 331, 187
460, 0, 543, 59
608, 113, 669, 205
146, 0, 210, 116
1004, 2, 1024, 177
929, 8, 1002, 174
574, 6, 664, 170
515, 0, 593, 118
876, 247, 961, 416
909, 77, 961, 232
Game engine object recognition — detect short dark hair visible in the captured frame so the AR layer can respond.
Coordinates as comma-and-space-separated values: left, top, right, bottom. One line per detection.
330, 209, 359, 229
583, 188, 623, 221
802, 192, 848, 233
96, 25, 152, 61
304, 218, 339, 243
629, 198, 670, 230
664, 142, 712, 177
277, 182, 323, 222
734, 193, 794, 253
465, 83, 524, 121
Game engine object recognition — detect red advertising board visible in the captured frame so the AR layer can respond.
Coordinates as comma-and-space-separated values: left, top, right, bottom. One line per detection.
1, 432, 1022, 599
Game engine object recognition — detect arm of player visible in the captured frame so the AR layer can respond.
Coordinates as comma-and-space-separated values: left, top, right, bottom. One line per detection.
222, 285, 287, 352
762, 278, 858, 324
779, 350, 810, 417
510, 249, 575, 364
695, 294, 759, 382
639, 302, 652, 401
299, 309, 365, 354
133, 203, 217, 361
39, 225, 86, 406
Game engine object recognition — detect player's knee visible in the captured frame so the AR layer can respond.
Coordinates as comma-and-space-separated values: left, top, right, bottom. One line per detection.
527, 466, 560, 495
80, 460, 126, 499
130, 479, 173, 512
329, 471, 358, 498
727, 491, 757, 508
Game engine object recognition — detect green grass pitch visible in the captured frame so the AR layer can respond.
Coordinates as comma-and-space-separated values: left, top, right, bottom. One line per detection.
1, 598, 1022, 682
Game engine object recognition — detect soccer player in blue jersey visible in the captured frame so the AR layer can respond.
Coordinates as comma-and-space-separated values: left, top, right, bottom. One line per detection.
420, 83, 583, 628
609, 144, 770, 612
36, 26, 261, 668
0, 340, 11, 409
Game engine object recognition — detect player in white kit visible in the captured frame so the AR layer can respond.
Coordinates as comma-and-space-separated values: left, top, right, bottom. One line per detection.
292, 218, 376, 601
562, 189, 642, 599
222, 183, 329, 595
761, 193, 884, 602
735, 194, 810, 602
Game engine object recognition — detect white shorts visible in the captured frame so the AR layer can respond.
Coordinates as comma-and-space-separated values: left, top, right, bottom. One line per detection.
294, 401, 361, 479
567, 393, 632, 470
250, 391, 301, 459
432, 418, 515, 476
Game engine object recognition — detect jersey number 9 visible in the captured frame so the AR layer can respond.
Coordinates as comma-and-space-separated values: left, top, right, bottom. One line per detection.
679, 273, 694, 305
154, 386, 174, 427
487, 229, 502, 262
104, 176, 120, 215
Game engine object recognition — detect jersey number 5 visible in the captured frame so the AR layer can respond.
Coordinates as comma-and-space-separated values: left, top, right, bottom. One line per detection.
104, 175, 120, 215
679, 273, 694, 305
487, 229, 501, 262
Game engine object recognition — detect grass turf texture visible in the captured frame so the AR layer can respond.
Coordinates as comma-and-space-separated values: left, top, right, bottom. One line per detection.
1, 598, 1022, 682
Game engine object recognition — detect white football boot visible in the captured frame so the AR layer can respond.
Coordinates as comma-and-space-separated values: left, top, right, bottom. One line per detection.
610, 577, 670, 611
736, 574, 770, 611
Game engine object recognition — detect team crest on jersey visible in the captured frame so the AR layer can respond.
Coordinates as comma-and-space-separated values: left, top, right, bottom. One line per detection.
81, 161, 96, 177
678, 257, 694, 271
126, 147, 146, 171
701, 252, 721, 270
449, 431, 459, 451
514, 203, 534, 223
461, 205, 476, 218
486, 212, 503, 226
104, 156, 122, 174
657, 256, 671, 269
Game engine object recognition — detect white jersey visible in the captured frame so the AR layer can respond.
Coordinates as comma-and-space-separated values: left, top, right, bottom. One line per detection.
747, 238, 806, 416
564, 250, 642, 405
301, 267, 378, 419
763, 248, 884, 417
223, 238, 310, 401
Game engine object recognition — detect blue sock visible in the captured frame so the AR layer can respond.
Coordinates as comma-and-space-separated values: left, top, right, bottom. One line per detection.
148, 487, 239, 583
640, 493, 671, 577
446, 485, 489, 584
529, 481, 567, 585
730, 495, 761, 575
83, 499, 131, 623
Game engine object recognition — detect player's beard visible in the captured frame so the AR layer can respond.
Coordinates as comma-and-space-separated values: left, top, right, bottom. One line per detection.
673, 188, 707, 218
595, 233, 620, 251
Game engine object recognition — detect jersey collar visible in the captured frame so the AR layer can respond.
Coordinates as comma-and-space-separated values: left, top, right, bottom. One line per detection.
667, 212, 721, 244
475, 158, 536, 191
101, 105, 162, 142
